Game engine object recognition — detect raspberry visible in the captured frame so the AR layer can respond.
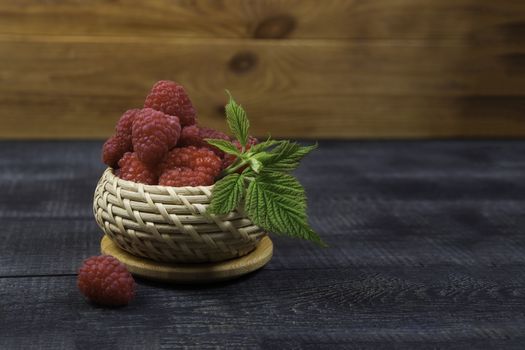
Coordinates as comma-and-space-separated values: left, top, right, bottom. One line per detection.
131, 108, 181, 166
159, 168, 214, 187
77, 255, 135, 307
117, 152, 158, 185
180, 125, 230, 157
144, 80, 197, 127
159, 146, 222, 178
102, 135, 129, 168
222, 136, 258, 170
115, 109, 140, 145
101, 109, 139, 168
157, 146, 222, 187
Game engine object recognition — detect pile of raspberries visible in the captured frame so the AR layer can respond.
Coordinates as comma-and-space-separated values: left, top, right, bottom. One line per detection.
102, 80, 255, 186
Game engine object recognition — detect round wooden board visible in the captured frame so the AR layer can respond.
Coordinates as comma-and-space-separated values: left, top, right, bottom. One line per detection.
100, 235, 273, 284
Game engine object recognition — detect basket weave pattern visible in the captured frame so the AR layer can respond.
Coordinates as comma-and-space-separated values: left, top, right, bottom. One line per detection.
93, 168, 266, 263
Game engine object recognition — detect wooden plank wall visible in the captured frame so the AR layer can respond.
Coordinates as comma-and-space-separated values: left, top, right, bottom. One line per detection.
0, 0, 524, 139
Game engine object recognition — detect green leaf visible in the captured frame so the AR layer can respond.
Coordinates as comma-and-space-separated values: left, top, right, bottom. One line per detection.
249, 158, 263, 173
208, 174, 246, 215
294, 143, 318, 160
209, 92, 323, 245
205, 138, 241, 156
261, 142, 318, 173
245, 172, 325, 245
225, 90, 250, 147
249, 138, 284, 154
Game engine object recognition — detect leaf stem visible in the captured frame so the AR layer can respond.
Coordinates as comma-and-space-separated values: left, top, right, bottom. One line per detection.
223, 158, 248, 175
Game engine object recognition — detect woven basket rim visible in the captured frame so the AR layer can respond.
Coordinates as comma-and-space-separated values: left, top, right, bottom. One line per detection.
104, 167, 215, 192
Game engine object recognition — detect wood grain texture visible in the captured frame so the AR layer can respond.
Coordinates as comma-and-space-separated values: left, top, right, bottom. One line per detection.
1, 0, 525, 41
1, 269, 525, 349
1, 36, 525, 138
1, 140, 525, 348
1, 0, 525, 138
1, 140, 525, 276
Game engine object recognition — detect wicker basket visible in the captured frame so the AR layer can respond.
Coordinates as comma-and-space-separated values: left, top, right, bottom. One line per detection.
93, 168, 266, 263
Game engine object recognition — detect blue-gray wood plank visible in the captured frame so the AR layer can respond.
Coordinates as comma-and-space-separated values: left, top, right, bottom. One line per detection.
1, 140, 524, 349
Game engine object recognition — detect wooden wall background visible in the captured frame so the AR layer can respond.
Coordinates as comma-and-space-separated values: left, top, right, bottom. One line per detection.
1, 0, 525, 139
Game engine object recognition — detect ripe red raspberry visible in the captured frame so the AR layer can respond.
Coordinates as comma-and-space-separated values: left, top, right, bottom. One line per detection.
118, 152, 158, 185
159, 168, 214, 187
131, 108, 181, 166
179, 125, 231, 157
101, 109, 140, 168
144, 80, 197, 127
159, 146, 222, 178
222, 136, 258, 171
77, 255, 135, 307
115, 109, 140, 145
102, 135, 129, 168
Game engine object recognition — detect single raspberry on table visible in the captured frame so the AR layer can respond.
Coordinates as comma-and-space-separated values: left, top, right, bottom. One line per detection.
179, 125, 231, 157
222, 136, 259, 171
159, 168, 215, 187
102, 135, 129, 168
77, 255, 135, 307
144, 80, 197, 127
159, 146, 222, 178
118, 152, 158, 185
131, 108, 181, 166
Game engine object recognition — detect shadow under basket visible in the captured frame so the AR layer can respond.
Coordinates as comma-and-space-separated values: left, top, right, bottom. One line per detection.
93, 168, 269, 266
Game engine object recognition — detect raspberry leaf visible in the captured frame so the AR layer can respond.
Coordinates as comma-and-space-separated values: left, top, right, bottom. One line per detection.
249, 158, 263, 173
261, 142, 318, 173
249, 139, 284, 154
245, 172, 325, 246
210, 92, 323, 246
205, 138, 241, 156
225, 90, 250, 147
208, 173, 246, 215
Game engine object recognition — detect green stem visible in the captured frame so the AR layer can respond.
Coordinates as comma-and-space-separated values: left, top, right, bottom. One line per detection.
222, 158, 249, 176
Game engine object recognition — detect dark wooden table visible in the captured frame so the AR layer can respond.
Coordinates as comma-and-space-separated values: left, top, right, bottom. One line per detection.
1, 140, 525, 349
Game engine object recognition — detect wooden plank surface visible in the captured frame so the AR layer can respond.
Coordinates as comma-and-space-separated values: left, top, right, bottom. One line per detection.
1, 140, 525, 276
2, 268, 525, 349
1, 0, 525, 41
1, 0, 525, 138
1, 140, 525, 348
1, 36, 525, 138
